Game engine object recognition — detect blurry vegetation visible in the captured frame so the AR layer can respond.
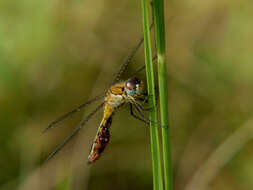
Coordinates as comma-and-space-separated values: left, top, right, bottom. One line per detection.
0, 0, 253, 190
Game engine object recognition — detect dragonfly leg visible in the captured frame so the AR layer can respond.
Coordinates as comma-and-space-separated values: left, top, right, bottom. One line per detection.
132, 103, 165, 128
138, 93, 158, 106
134, 100, 154, 112
130, 104, 149, 125
139, 93, 149, 104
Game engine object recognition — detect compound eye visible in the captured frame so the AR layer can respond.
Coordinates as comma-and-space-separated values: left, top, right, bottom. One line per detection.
125, 82, 135, 96
125, 77, 141, 96
125, 77, 140, 90
126, 80, 135, 91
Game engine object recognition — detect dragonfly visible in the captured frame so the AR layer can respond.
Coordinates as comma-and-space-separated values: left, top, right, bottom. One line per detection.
43, 25, 157, 164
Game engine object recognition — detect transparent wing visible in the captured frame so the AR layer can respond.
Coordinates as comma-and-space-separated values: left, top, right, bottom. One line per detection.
43, 93, 105, 133
43, 103, 104, 164
112, 23, 154, 84
132, 16, 174, 76
133, 55, 157, 75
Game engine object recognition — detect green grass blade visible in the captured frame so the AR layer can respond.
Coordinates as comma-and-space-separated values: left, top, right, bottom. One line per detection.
152, 0, 173, 190
141, 0, 164, 190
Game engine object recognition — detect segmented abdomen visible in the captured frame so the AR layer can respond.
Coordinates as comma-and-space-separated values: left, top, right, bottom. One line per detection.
87, 84, 125, 164
87, 116, 112, 164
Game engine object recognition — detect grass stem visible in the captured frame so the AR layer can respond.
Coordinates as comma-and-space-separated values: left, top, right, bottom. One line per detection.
152, 0, 173, 189
141, 0, 164, 190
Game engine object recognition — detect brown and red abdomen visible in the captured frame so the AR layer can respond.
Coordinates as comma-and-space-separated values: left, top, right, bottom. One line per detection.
87, 84, 125, 164
87, 116, 112, 164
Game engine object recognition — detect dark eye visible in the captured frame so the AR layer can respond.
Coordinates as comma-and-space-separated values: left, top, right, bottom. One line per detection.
125, 77, 141, 96
125, 77, 140, 91
126, 81, 134, 90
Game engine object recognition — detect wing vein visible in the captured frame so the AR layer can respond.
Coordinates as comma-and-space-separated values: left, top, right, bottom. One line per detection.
112, 22, 154, 84
43, 103, 104, 164
43, 93, 105, 133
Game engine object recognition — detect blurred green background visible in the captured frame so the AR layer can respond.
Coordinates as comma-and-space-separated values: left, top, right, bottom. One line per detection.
1, 0, 253, 189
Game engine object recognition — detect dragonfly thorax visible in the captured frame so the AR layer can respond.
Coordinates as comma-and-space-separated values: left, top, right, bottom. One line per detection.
105, 77, 143, 109
106, 93, 125, 108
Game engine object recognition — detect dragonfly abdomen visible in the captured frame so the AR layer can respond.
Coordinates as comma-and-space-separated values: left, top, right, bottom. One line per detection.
87, 105, 113, 164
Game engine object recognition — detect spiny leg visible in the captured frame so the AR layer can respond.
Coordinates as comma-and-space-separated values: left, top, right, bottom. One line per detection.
133, 104, 153, 124
130, 104, 149, 125
129, 102, 156, 125
134, 100, 154, 112
132, 103, 163, 127
135, 93, 149, 105
135, 93, 158, 111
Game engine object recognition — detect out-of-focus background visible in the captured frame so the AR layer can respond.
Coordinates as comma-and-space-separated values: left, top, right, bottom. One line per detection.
1, 0, 253, 189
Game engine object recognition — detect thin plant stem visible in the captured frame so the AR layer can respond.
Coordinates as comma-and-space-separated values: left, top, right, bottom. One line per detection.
184, 118, 253, 190
152, 0, 173, 189
141, 0, 164, 190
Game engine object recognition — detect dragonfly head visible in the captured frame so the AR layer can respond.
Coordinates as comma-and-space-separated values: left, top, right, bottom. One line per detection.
125, 77, 143, 96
